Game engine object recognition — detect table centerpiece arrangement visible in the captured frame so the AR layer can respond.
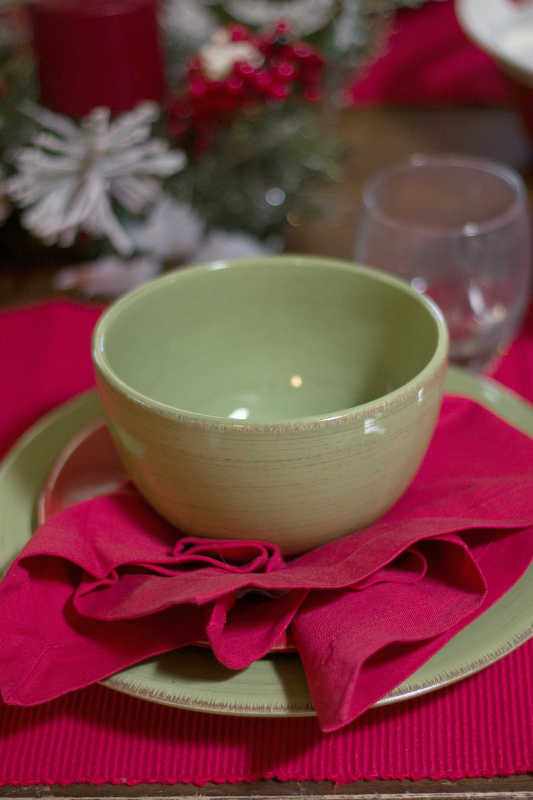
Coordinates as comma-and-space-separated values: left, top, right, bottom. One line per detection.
0, 0, 433, 296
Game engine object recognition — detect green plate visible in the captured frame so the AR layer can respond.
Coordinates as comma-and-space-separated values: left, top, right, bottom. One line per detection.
2, 365, 533, 717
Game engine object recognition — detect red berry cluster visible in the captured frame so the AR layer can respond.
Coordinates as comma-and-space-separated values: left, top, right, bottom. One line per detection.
167, 21, 325, 157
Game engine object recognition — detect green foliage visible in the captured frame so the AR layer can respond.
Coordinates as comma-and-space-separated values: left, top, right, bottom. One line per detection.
167, 100, 344, 238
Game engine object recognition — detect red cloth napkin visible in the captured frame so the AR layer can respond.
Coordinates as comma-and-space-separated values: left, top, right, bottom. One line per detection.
1, 392, 533, 732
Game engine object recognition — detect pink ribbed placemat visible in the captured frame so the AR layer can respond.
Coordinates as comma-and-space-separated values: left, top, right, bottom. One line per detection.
1, 297, 533, 786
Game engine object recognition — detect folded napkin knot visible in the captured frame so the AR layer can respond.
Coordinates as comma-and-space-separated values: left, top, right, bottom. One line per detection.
171, 537, 286, 574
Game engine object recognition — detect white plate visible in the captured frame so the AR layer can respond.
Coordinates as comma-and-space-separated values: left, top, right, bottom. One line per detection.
457, 0, 533, 81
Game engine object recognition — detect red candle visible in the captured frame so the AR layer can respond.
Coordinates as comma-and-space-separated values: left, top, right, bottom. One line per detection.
28, 0, 164, 118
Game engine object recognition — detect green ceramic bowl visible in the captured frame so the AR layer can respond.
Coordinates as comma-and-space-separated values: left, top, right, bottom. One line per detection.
92, 255, 448, 555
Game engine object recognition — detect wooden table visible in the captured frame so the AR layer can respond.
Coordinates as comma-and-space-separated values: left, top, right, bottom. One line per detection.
2, 103, 533, 799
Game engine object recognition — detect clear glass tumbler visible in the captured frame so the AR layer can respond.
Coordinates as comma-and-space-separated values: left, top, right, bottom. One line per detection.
354, 154, 533, 370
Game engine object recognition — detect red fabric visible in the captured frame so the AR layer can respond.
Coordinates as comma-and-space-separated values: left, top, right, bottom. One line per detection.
492, 299, 533, 394
0, 299, 104, 460
348, 0, 508, 107
1, 298, 533, 780
2, 396, 533, 731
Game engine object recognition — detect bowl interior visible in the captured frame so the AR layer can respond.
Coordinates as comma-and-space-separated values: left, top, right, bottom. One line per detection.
94, 258, 442, 421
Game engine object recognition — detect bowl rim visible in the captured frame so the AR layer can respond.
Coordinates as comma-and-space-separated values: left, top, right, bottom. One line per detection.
91, 255, 449, 430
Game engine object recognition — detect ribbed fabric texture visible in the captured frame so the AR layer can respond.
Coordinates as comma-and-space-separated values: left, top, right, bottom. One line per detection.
1, 654, 533, 785
0, 297, 533, 785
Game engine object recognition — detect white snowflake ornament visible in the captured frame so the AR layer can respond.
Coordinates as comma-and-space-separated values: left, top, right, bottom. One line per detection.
7, 101, 186, 255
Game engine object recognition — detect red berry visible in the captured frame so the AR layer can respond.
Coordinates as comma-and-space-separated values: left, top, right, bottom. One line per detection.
229, 24, 250, 41
189, 77, 208, 96
226, 74, 244, 93
235, 61, 256, 77
272, 59, 296, 81
254, 70, 273, 92
292, 42, 312, 59
306, 52, 325, 69
275, 19, 291, 34
269, 82, 289, 101
299, 66, 323, 86
303, 86, 322, 103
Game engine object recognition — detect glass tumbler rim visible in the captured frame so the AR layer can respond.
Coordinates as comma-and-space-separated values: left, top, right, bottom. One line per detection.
361, 153, 528, 238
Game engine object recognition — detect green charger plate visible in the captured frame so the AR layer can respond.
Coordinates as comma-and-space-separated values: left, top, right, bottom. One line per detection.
2, 365, 533, 717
